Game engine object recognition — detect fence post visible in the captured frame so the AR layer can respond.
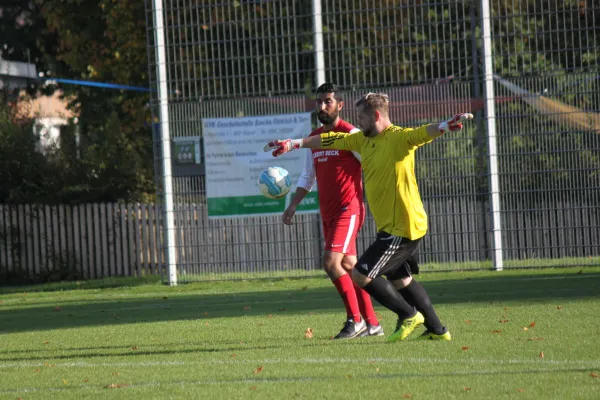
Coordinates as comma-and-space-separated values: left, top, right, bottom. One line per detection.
311, 0, 325, 88
480, 0, 504, 271
151, 0, 178, 285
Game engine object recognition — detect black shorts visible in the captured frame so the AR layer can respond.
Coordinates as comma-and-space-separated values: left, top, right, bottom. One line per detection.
355, 232, 422, 280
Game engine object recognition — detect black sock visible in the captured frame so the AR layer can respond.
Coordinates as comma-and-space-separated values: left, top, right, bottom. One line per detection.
400, 280, 445, 334
363, 277, 416, 319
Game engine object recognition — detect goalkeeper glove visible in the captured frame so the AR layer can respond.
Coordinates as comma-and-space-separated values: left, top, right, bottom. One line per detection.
263, 139, 303, 157
438, 113, 474, 134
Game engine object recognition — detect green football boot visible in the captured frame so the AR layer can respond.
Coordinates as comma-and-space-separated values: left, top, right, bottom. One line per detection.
386, 311, 425, 342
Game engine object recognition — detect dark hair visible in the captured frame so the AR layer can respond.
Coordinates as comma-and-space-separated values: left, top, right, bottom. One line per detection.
316, 82, 344, 102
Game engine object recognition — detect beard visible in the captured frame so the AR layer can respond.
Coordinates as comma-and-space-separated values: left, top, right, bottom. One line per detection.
361, 126, 377, 137
317, 112, 336, 125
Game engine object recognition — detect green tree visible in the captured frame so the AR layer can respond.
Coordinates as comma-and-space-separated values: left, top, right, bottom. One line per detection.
0, 100, 57, 203
36, 0, 155, 202
1, 0, 156, 203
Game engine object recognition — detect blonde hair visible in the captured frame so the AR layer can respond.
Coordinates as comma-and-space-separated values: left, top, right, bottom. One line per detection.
354, 92, 389, 116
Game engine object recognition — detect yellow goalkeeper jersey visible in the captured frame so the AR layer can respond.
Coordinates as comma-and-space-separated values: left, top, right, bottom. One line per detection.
320, 124, 434, 239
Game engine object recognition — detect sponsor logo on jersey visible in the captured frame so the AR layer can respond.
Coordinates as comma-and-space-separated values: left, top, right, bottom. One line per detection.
312, 150, 340, 158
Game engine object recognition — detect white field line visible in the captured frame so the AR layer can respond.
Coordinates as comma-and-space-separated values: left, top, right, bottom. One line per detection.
1, 365, 599, 395
0, 357, 599, 369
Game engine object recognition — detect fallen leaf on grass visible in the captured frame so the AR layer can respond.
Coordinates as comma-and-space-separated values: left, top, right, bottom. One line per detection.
556, 306, 563, 310
0, 300, 3, 304
204, 322, 209, 326
104, 383, 130, 389
402, 394, 412, 398
131, 346, 139, 350
464, 387, 471, 392
346, 374, 352, 379
267, 314, 273, 318
499, 319, 509, 323
249, 386, 257, 390
516, 388, 525, 393
257, 323, 264, 326
44, 341, 49, 344
523, 327, 529, 331
231, 354, 236, 358
465, 320, 472, 324
34, 369, 41, 373
539, 352, 544, 358
253, 366, 264, 374
112, 372, 120, 376
461, 346, 469, 351
590, 372, 599, 378
304, 328, 313, 339
492, 330, 502, 334
62, 378, 69, 385
529, 322, 536, 328
84, 379, 89, 383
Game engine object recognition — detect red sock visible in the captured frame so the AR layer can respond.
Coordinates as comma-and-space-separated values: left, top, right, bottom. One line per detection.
332, 274, 361, 322
354, 282, 379, 326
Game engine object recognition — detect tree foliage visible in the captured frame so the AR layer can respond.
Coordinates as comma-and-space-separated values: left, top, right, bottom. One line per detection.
1, 0, 155, 203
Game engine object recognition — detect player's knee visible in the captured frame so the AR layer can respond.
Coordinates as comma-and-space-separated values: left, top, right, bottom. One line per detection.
391, 275, 413, 289
351, 268, 369, 288
322, 258, 342, 280
340, 259, 354, 273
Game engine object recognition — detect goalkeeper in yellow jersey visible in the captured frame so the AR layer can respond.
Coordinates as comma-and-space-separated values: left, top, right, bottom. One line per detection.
265, 92, 473, 342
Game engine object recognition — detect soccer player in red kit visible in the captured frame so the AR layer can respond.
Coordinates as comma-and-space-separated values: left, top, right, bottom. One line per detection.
282, 83, 383, 339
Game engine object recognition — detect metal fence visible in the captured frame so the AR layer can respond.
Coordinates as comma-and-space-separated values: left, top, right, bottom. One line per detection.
145, 0, 600, 283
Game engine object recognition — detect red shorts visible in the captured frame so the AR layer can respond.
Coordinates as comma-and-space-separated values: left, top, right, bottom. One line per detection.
322, 210, 365, 256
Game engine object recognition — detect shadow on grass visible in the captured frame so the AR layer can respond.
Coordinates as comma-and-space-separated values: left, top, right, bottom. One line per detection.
0, 271, 599, 335
0, 275, 163, 294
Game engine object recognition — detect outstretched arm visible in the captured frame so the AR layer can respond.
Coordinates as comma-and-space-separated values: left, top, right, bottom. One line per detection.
404, 113, 475, 148
429, 113, 474, 138
263, 135, 323, 157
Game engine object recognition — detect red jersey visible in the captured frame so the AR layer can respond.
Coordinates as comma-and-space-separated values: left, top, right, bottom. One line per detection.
297, 119, 363, 219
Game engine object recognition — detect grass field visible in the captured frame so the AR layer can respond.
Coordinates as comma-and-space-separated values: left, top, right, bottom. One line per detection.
1, 268, 599, 399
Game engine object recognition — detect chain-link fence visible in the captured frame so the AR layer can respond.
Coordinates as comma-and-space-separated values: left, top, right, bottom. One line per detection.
145, 0, 600, 282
